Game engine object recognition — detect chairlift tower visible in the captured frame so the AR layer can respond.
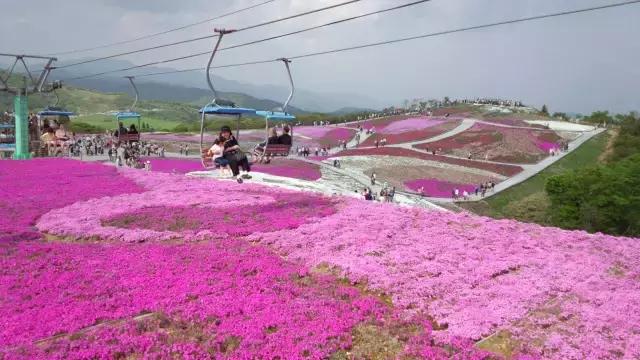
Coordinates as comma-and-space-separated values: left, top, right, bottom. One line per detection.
0, 53, 57, 159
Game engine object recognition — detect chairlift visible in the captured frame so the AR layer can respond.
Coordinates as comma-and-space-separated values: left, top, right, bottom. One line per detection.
199, 29, 256, 169
254, 58, 296, 164
0, 123, 16, 158
38, 81, 75, 118
114, 76, 141, 143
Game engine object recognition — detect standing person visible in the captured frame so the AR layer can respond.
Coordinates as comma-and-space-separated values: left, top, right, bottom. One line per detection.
371, 172, 377, 186
221, 126, 251, 183
454, 188, 460, 200
116, 146, 126, 167
185, 144, 190, 156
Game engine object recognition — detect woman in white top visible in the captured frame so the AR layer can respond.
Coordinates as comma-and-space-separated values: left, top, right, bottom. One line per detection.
208, 138, 231, 176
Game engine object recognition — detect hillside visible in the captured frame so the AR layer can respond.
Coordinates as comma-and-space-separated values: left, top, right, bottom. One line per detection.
69, 77, 307, 114
0, 70, 308, 132
26, 58, 386, 112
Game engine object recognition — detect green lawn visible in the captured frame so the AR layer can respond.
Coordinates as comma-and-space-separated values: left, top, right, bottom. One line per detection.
74, 114, 183, 132
460, 131, 611, 224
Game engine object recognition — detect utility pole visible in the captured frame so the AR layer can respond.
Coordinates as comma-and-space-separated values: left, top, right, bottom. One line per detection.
0, 53, 57, 159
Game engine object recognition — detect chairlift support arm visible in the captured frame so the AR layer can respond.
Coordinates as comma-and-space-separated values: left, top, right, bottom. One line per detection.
278, 58, 294, 113
125, 76, 139, 111
206, 29, 236, 102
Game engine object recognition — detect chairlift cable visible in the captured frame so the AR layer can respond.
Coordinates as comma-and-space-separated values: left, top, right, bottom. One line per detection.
63, 0, 431, 80
127, 0, 640, 78
57, 0, 362, 69
47, 0, 277, 56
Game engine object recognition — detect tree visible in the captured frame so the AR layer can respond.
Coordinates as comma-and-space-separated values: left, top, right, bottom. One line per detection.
552, 112, 569, 121
582, 111, 613, 125
545, 154, 640, 236
540, 104, 549, 116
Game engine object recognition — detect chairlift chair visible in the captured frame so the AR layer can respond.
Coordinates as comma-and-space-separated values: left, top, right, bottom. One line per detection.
254, 58, 296, 164
38, 82, 75, 118
114, 76, 142, 143
200, 29, 256, 169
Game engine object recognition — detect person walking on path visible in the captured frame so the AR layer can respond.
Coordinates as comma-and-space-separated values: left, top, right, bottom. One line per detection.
371, 172, 377, 186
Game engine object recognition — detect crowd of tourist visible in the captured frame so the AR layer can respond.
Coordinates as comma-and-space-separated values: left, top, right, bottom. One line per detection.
447, 98, 526, 108
361, 183, 396, 203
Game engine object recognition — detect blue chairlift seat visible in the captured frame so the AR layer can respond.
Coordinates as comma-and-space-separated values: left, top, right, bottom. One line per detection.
0, 124, 15, 129
0, 143, 15, 149
200, 104, 255, 116
38, 106, 75, 117
255, 110, 296, 122
116, 111, 141, 120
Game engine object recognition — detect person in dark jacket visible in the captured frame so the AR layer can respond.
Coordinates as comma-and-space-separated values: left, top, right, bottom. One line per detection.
221, 126, 251, 183
278, 125, 292, 146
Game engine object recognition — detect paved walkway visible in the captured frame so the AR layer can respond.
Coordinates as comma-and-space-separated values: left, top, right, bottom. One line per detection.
296, 157, 447, 211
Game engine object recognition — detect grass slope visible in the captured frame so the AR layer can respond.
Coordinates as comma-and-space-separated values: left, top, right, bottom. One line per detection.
460, 131, 610, 224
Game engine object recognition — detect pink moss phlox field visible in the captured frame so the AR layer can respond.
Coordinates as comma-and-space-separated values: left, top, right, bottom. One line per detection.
535, 140, 559, 152
405, 179, 476, 197
253, 160, 322, 181
37, 171, 334, 243
0, 159, 143, 242
294, 126, 356, 148
140, 157, 323, 180
381, 117, 446, 134
249, 199, 640, 359
0, 239, 389, 359
103, 194, 335, 237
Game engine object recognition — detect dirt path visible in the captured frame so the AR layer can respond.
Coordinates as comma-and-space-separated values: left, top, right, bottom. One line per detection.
598, 128, 617, 163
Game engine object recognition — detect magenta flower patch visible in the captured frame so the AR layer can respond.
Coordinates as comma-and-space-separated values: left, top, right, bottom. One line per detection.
0, 159, 143, 242
253, 160, 322, 181
0, 239, 389, 359
381, 117, 446, 134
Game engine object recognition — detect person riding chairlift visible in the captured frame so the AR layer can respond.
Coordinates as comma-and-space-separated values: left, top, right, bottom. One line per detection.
220, 125, 251, 183
114, 122, 128, 137
278, 125, 292, 146
128, 124, 139, 135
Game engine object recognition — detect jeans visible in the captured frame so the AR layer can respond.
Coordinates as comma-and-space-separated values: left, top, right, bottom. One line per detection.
225, 153, 250, 176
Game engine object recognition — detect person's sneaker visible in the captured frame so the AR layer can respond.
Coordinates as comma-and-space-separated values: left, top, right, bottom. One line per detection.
241, 173, 252, 179
236, 177, 243, 184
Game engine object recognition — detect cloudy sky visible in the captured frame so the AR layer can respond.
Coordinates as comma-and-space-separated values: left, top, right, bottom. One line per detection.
1, 0, 639, 113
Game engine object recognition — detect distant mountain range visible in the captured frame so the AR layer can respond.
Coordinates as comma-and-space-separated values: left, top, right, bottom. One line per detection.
37, 58, 383, 114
